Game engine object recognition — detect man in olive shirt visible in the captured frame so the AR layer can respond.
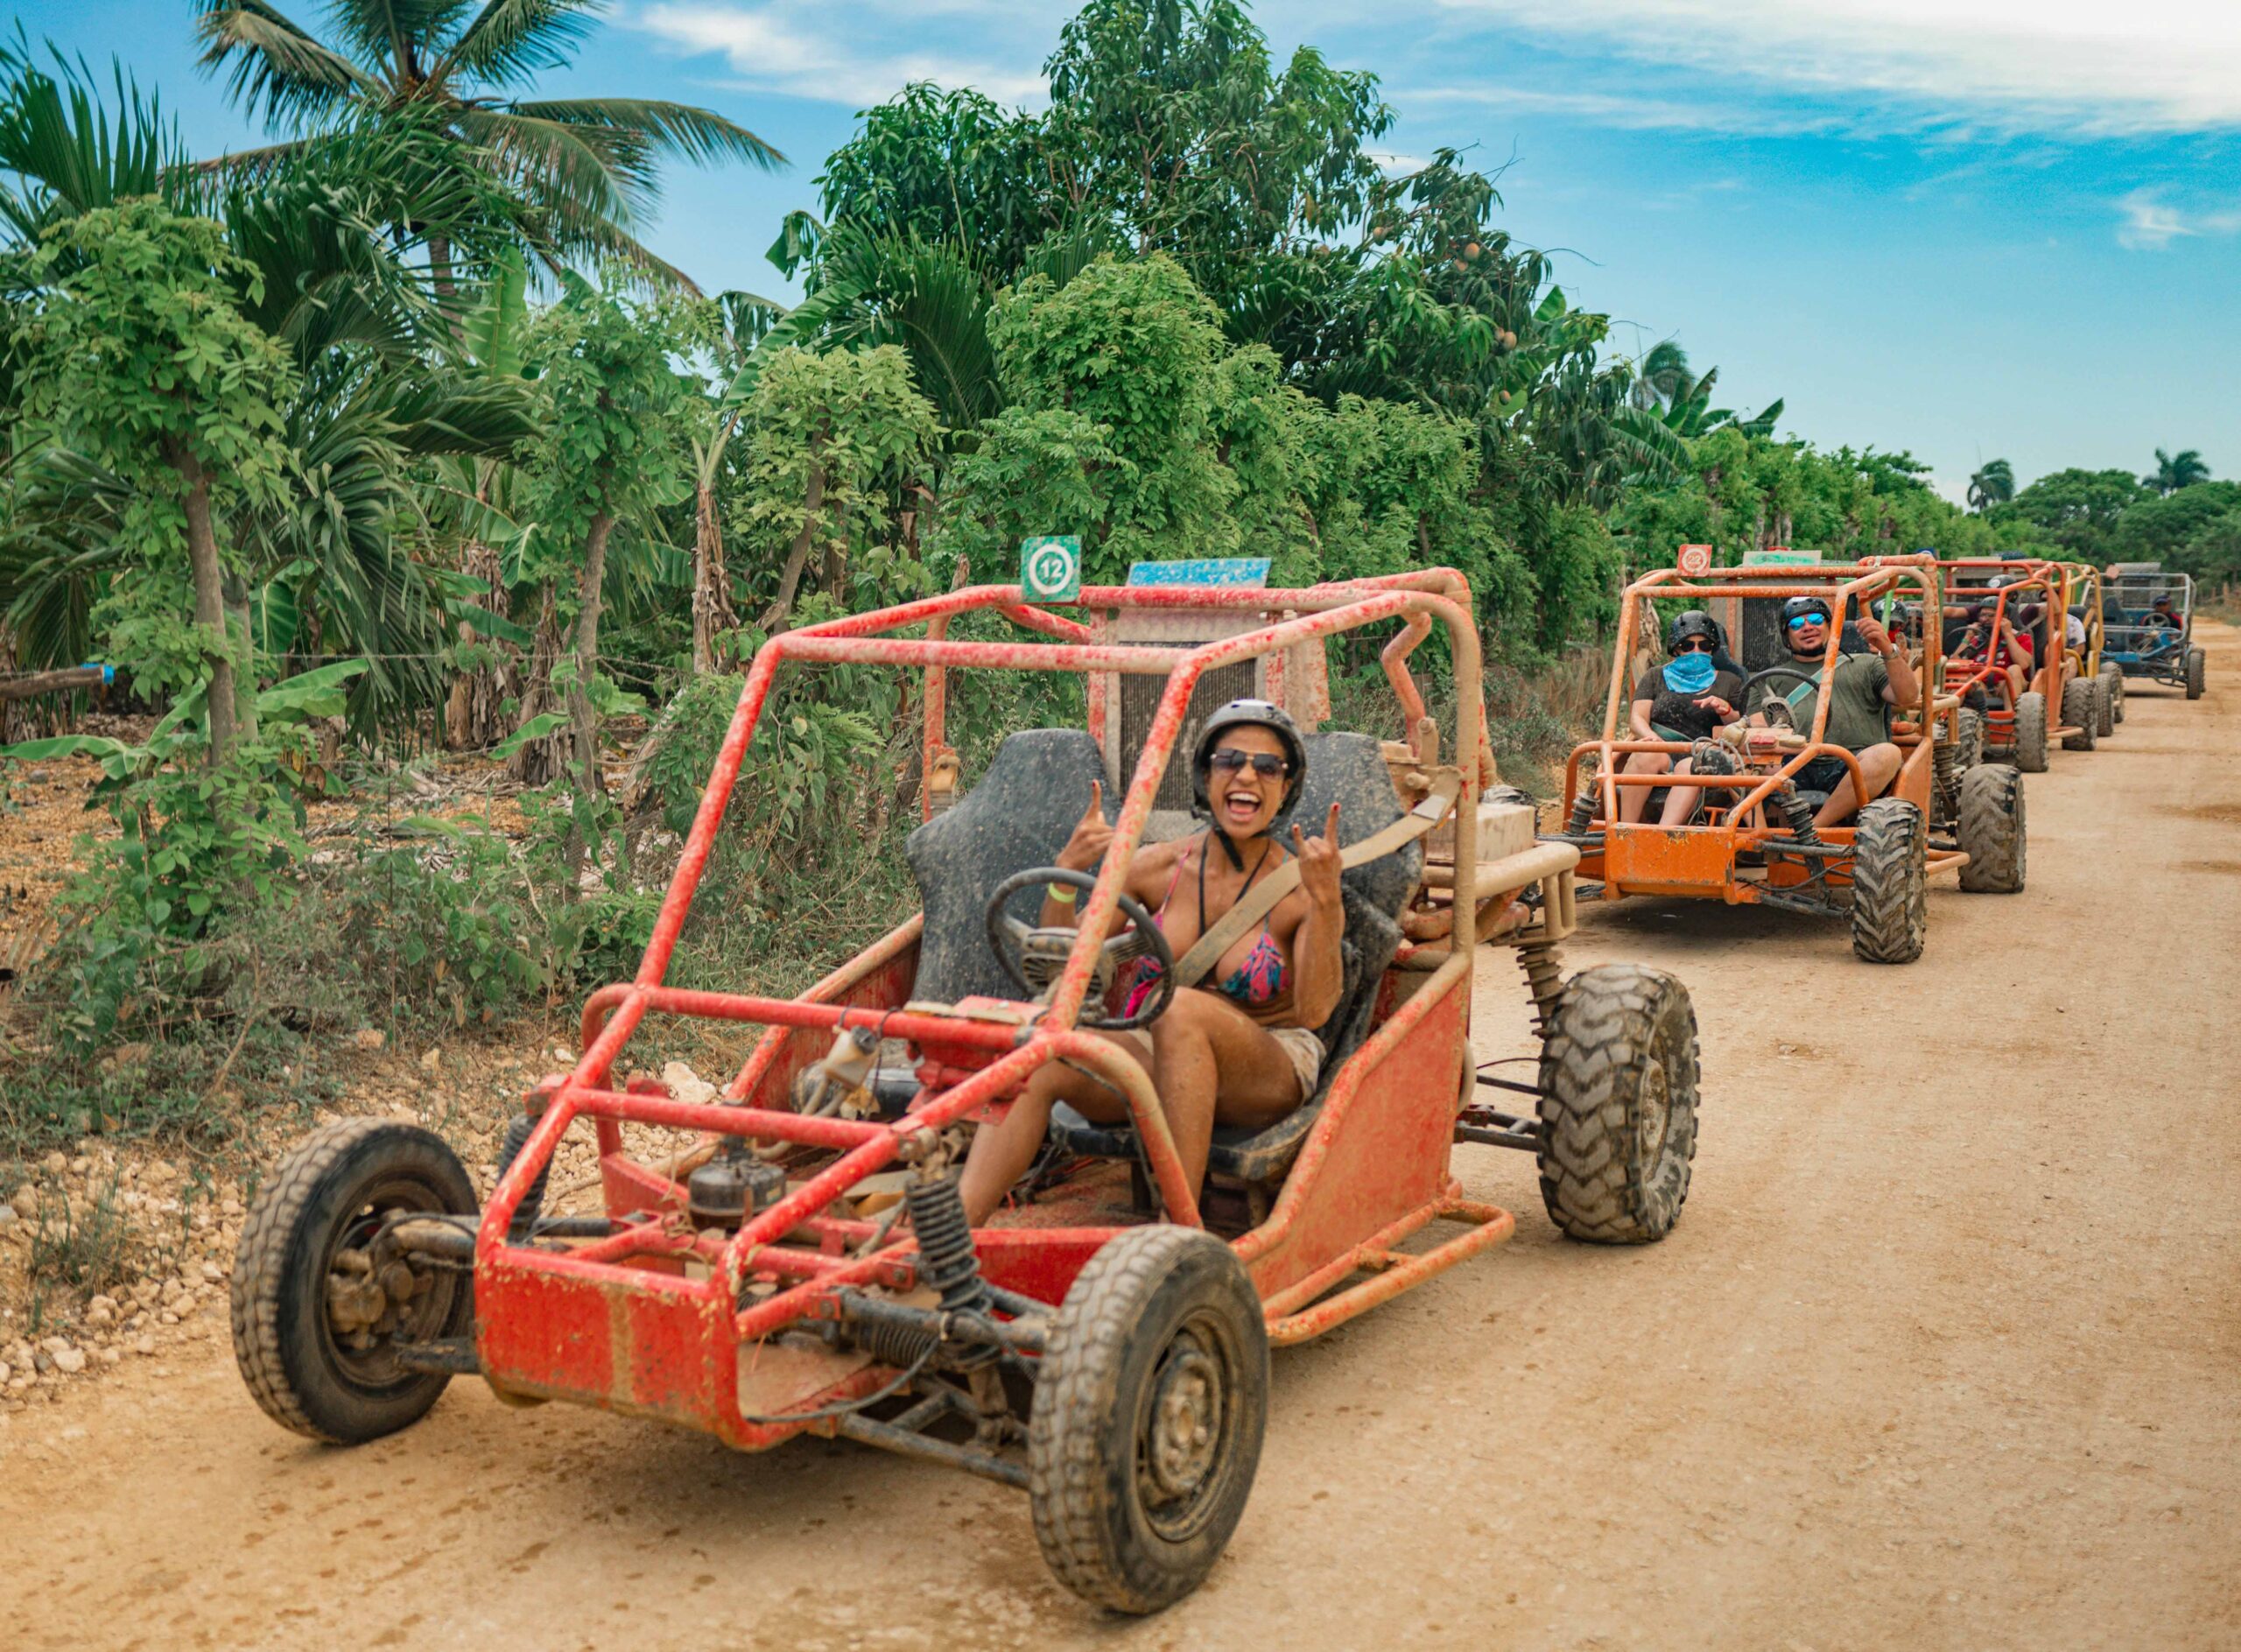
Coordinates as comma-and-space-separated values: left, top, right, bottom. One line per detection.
1750, 594, 1921, 829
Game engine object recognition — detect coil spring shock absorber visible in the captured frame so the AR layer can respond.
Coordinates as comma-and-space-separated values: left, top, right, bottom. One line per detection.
1565, 788, 1598, 835
1517, 939, 1566, 1037
904, 1170, 994, 1321
1777, 783, 1821, 846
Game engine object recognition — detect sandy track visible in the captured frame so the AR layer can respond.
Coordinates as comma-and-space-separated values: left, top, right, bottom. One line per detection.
4, 627, 2237, 1652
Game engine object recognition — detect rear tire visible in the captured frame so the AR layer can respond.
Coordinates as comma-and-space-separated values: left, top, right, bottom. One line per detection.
2100, 661, 2125, 724
2012, 692, 2048, 772
1954, 706, 1985, 774
2093, 670, 2117, 736
1029, 1227, 1268, 1614
2187, 647, 2207, 699
231, 1120, 477, 1445
1535, 964, 1699, 1243
1956, 763, 2026, 893
1850, 798, 1927, 964
2062, 678, 2097, 750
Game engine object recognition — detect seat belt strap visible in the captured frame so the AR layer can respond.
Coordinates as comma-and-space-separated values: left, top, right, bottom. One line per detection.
1170, 768, 1463, 989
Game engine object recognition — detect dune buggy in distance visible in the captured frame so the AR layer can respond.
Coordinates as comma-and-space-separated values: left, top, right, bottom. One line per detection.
230, 568, 1702, 1613
1555, 553, 2026, 966
1938, 557, 2106, 767
2103, 562, 2207, 700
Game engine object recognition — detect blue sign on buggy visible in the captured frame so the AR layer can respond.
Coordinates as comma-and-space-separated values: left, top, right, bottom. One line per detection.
1125, 558, 1271, 588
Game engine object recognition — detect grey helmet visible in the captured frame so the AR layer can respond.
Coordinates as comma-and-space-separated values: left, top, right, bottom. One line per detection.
1191, 699, 1308, 820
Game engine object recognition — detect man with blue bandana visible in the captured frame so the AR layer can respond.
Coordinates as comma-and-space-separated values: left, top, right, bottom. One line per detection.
1748, 595, 1920, 829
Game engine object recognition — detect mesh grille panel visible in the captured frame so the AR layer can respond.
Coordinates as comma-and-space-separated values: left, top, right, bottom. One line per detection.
1119, 660, 1258, 811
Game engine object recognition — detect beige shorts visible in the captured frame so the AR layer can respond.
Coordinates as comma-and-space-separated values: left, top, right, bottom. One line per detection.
1264, 1025, 1325, 1102
1100, 1023, 1324, 1103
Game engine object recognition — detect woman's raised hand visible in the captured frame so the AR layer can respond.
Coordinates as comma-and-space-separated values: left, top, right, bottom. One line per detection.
1055, 781, 1113, 873
1292, 801, 1344, 909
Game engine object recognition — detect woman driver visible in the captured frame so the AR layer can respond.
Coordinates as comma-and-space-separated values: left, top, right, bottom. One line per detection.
956, 700, 1346, 1225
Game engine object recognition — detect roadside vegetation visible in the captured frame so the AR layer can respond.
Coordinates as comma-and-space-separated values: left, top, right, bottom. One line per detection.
0, 0, 2223, 1204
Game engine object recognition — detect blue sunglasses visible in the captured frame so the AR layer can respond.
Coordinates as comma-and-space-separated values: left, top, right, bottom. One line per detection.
1786, 611, 1830, 630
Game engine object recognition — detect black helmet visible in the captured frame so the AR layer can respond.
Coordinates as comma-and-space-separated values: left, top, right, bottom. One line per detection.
1665, 608, 1725, 654
1781, 595, 1833, 626
1191, 699, 1307, 819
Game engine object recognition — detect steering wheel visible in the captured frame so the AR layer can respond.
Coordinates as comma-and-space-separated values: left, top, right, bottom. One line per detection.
984, 867, 1176, 1032
1742, 664, 1820, 729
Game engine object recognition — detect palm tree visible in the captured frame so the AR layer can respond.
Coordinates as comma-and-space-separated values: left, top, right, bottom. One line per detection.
192, 0, 783, 291
1967, 458, 2015, 512
2144, 446, 2210, 495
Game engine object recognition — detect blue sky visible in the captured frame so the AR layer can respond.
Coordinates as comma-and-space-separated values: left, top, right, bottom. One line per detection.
18, 0, 2241, 502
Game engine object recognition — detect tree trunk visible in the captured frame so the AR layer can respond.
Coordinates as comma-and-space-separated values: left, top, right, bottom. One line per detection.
165, 441, 241, 765
691, 476, 737, 672
757, 447, 825, 633
820, 483, 849, 601
507, 585, 566, 785
444, 537, 515, 749
427, 232, 461, 341
561, 514, 615, 877
567, 512, 615, 803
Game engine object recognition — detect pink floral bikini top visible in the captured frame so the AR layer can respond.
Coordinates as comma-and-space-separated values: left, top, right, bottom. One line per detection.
1120, 835, 1289, 1016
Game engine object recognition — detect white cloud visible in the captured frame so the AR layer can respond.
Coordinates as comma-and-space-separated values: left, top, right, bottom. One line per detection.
1403, 81, 1846, 135
2115, 189, 2241, 250
1430, 0, 2241, 134
629, 2, 1049, 108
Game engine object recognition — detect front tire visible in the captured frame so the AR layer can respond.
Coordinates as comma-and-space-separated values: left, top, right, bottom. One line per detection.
1535, 964, 1700, 1243
1850, 798, 1927, 964
231, 1120, 477, 1445
2062, 678, 2097, 750
1029, 1227, 1268, 1614
2187, 647, 2207, 699
1956, 763, 2026, 893
2013, 691, 2049, 772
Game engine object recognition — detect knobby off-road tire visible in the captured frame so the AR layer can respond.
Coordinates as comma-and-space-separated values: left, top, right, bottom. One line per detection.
493, 1110, 552, 1240
2101, 661, 2125, 724
2187, 647, 2207, 700
2093, 669, 2118, 736
2012, 691, 2049, 772
1956, 763, 2026, 894
1955, 706, 1985, 774
1850, 798, 1927, 964
2062, 678, 2098, 751
1535, 964, 1700, 1243
1028, 1227, 1268, 1613
231, 1119, 477, 1445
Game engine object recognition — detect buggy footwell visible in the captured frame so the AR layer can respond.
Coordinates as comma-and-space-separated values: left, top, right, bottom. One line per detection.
1263, 1196, 1514, 1346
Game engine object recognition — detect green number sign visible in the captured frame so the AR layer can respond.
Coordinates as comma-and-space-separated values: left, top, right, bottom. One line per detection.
1020, 535, 1083, 604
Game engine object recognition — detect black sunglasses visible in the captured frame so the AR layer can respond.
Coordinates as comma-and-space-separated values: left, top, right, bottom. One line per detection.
1674, 636, 1716, 654
1209, 749, 1290, 777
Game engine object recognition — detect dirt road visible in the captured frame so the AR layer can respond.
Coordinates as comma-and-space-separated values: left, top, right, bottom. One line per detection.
5, 628, 2237, 1652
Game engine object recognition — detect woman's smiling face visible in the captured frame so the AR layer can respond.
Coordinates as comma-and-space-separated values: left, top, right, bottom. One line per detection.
1208, 726, 1289, 838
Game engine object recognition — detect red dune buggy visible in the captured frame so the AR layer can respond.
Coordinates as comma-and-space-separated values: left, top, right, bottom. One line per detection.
231, 571, 1701, 1613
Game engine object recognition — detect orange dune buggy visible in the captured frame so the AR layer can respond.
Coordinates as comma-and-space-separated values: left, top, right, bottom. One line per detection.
230, 570, 1702, 1613
1556, 554, 2027, 965
1939, 557, 2107, 768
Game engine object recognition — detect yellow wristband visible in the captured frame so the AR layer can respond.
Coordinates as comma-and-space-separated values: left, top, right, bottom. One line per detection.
1046, 882, 1078, 904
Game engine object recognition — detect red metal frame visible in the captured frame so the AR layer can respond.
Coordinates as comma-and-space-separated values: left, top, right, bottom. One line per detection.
1561, 555, 1966, 903
473, 571, 1507, 1449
